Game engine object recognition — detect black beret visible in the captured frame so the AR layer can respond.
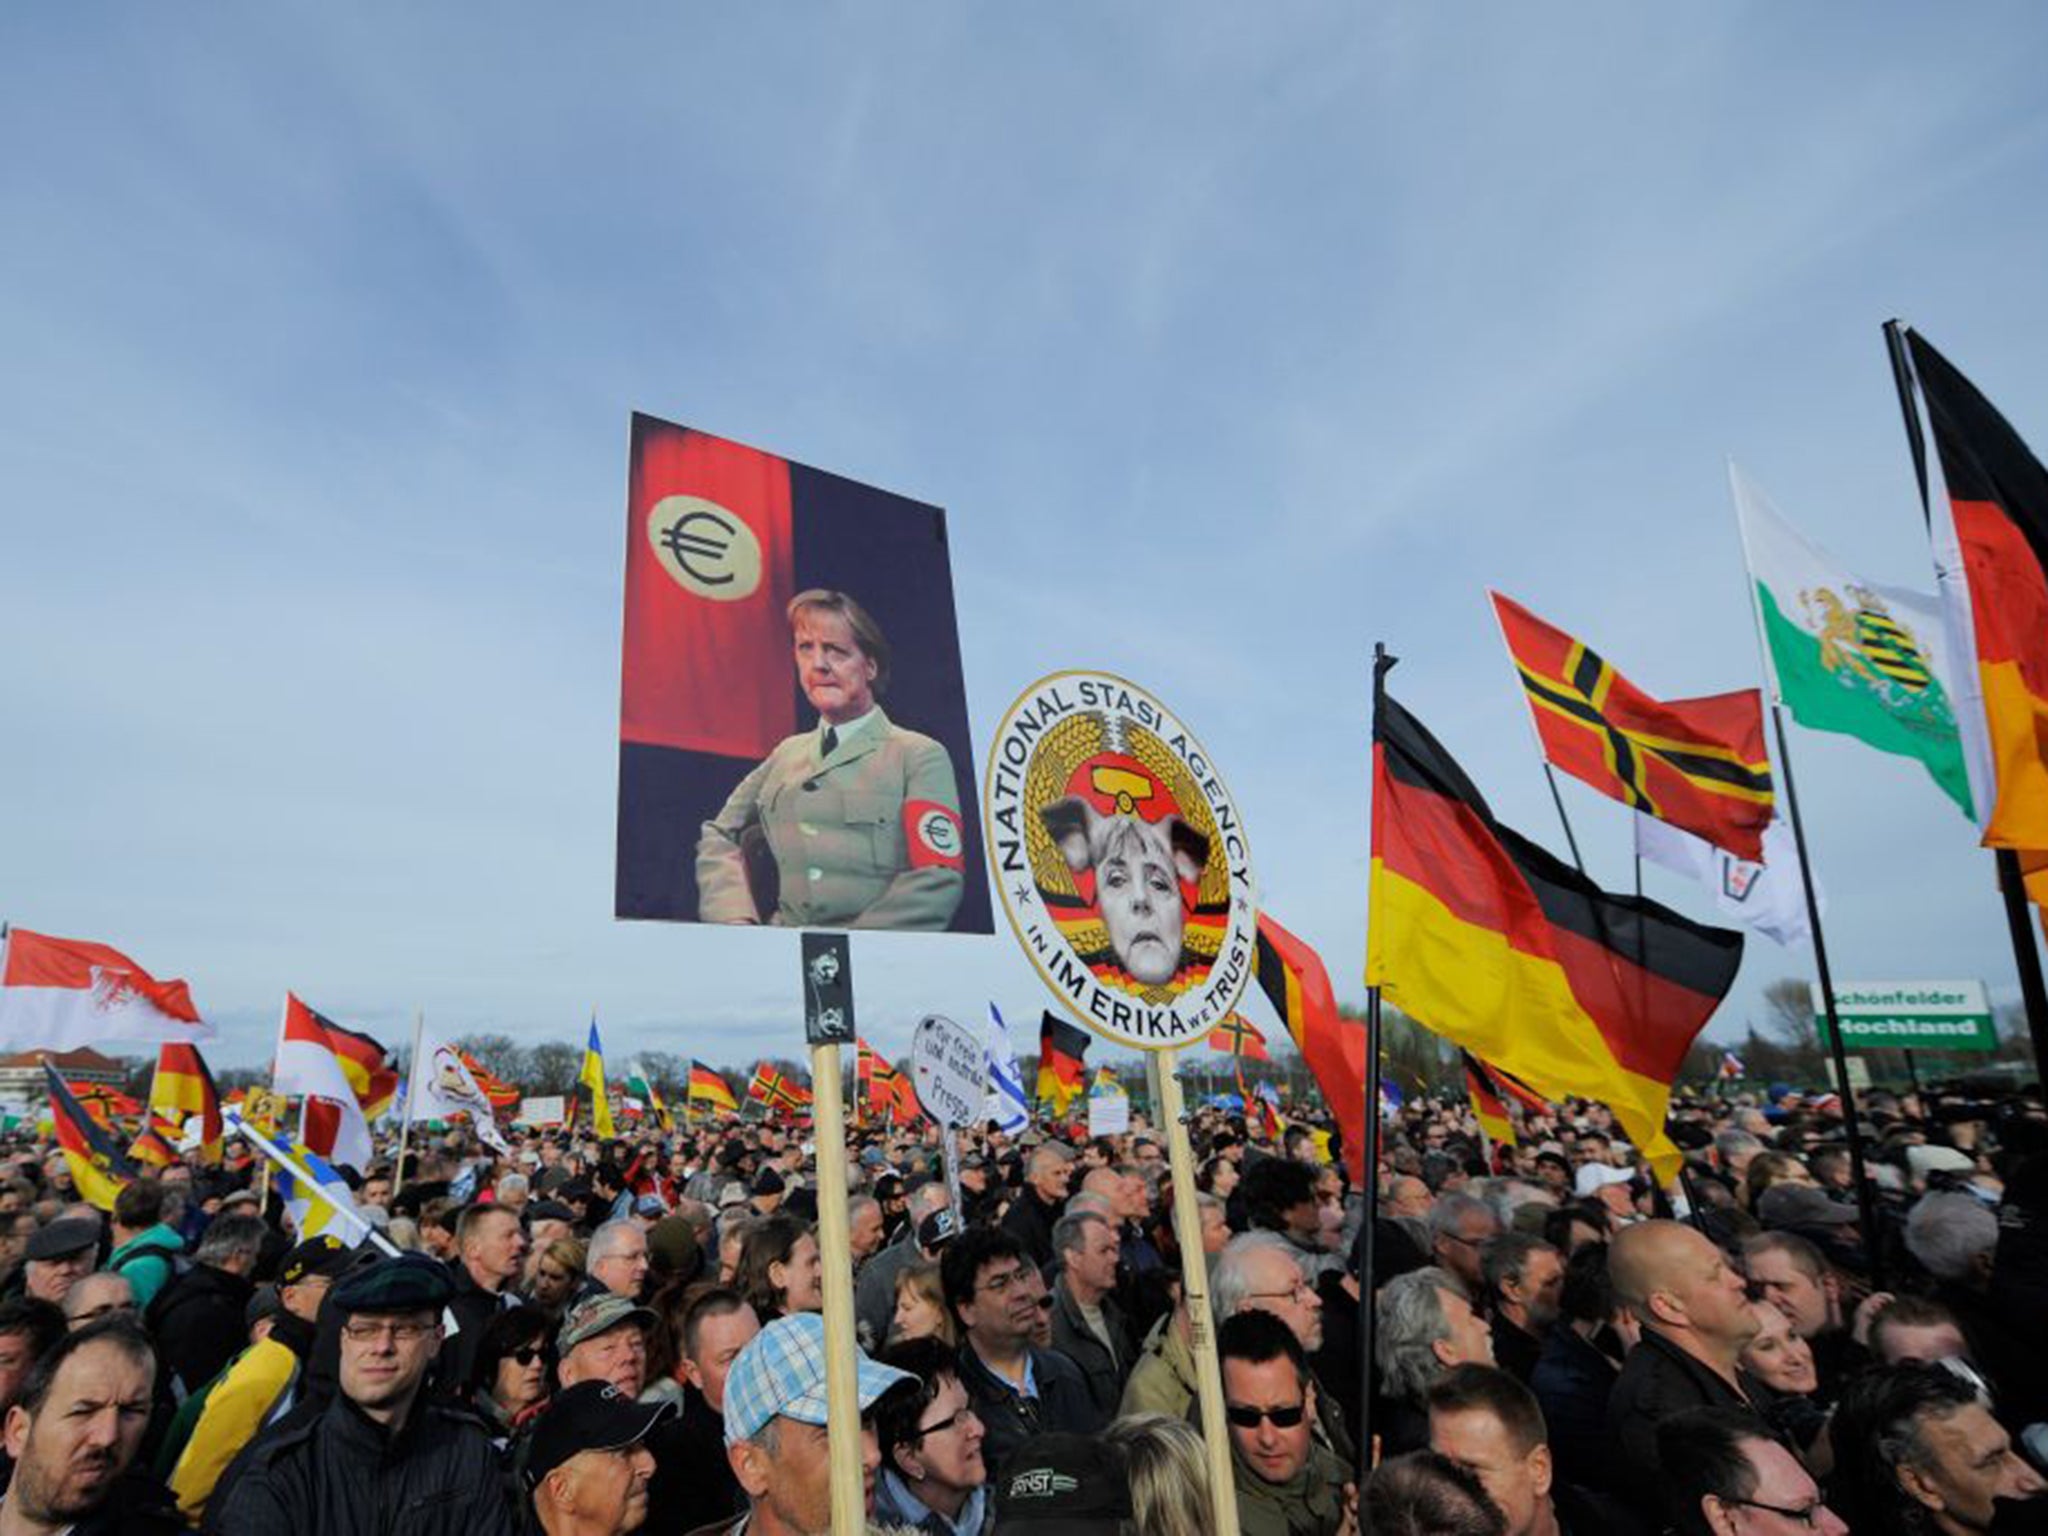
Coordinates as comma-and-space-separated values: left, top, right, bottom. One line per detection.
329, 1253, 454, 1316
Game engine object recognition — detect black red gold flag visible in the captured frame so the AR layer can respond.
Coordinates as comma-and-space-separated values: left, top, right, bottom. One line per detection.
1036, 1013, 1090, 1116
47, 1064, 137, 1211
1253, 914, 1365, 1182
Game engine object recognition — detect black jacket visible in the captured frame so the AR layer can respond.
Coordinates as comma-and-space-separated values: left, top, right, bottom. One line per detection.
999, 1187, 1062, 1269
438, 1262, 516, 1392
1491, 1312, 1544, 1384
1605, 1330, 1771, 1521
151, 1263, 256, 1399
668, 1387, 744, 1528
1530, 1325, 1620, 1493
58, 1470, 184, 1536
955, 1340, 1103, 1477
1047, 1279, 1133, 1419
213, 1387, 517, 1536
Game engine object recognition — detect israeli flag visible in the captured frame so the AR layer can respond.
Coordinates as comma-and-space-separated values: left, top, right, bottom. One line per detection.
983, 1003, 1031, 1134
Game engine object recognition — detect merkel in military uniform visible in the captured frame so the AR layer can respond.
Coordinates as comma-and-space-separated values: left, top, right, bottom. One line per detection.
695, 589, 966, 930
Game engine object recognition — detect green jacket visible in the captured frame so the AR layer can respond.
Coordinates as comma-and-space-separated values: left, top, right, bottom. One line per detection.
1120, 1311, 1197, 1421
1232, 1436, 1352, 1536
696, 709, 966, 930
108, 1223, 184, 1309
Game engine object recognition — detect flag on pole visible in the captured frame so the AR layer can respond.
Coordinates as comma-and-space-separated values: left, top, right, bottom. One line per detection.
579, 1019, 617, 1140
1719, 1050, 1747, 1080
687, 1061, 739, 1115
982, 1004, 1030, 1135
1367, 689, 1744, 1183
274, 995, 390, 1171
1035, 1013, 1090, 1117
460, 1051, 522, 1111
1900, 329, 2048, 853
1731, 463, 1974, 817
271, 1128, 365, 1239
1252, 913, 1366, 1182
1634, 810, 1819, 948
149, 1043, 223, 1164
624, 1065, 674, 1132
45, 1063, 137, 1211
1206, 1012, 1271, 1061
408, 1029, 512, 1154
745, 1064, 810, 1119
1493, 592, 1775, 861
126, 1115, 181, 1169
1463, 1052, 1519, 1148
0, 930, 213, 1050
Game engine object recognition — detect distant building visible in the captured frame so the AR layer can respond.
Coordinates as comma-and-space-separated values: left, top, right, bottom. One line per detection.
0, 1046, 131, 1102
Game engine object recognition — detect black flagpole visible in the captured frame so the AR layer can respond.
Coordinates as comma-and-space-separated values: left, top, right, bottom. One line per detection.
1881, 320, 2048, 1074
1768, 703, 1884, 1285
1360, 642, 1395, 1480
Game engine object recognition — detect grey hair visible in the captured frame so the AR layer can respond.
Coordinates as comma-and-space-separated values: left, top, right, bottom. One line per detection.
1427, 1192, 1495, 1242
494, 1172, 530, 1199
847, 1194, 881, 1226
1903, 1192, 1998, 1282
588, 1219, 641, 1266
1211, 1232, 1303, 1321
1194, 1191, 1225, 1223
907, 1181, 952, 1224
1715, 1129, 1764, 1160
1377, 1266, 1468, 1405
1053, 1210, 1110, 1259
195, 1213, 268, 1267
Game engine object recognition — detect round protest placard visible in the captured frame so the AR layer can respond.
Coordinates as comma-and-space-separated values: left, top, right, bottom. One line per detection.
911, 1013, 985, 1128
984, 671, 1256, 1051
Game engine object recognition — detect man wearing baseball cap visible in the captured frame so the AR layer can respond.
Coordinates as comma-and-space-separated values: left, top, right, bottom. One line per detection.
214, 1253, 515, 1535
526, 1381, 674, 1535
685, 1311, 914, 1536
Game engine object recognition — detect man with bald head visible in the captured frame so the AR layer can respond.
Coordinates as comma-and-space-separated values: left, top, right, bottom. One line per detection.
1604, 1219, 1770, 1522
1000, 1143, 1072, 1268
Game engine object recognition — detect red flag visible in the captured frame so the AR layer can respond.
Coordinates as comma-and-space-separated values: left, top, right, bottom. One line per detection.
1253, 913, 1365, 1183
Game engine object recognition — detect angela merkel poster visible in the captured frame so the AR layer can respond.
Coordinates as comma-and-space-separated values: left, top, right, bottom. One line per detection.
616, 412, 991, 935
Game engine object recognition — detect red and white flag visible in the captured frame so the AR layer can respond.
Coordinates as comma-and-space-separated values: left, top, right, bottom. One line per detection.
0, 929, 213, 1049
273, 994, 382, 1171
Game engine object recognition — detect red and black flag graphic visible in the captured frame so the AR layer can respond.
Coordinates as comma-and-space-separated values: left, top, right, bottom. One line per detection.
1206, 1012, 1270, 1061
615, 412, 990, 931
1493, 592, 1773, 861
1036, 1012, 1090, 1116
1902, 329, 2048, 853
1252, 913, 1366, 1182
1367, 688, 1743, 1182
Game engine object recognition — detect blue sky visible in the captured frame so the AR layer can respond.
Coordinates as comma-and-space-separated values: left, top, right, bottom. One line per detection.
5, 5, 2048, 1072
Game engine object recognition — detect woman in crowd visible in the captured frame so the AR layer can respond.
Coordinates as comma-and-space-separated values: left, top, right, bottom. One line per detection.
1739, 1297, 1832, 1473
874, 1336, 991, 1535
1104, 1413, 1211, 1536
733, 1214, 823, 1323
468, 1305, 555, 1441
890, 1259, 955, 1347
527, 1237, 585, 1311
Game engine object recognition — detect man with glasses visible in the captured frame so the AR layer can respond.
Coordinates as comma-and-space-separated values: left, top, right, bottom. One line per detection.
1430, 1194, 1502, 1305
941, 1227, 1099, 1475
1217, 1310, 1356, 1536
1658, 1406, 1848, 1536
1216, 1232, 1356, 1464
874, 1336, 991, 1535
215, 1253, 516, 1534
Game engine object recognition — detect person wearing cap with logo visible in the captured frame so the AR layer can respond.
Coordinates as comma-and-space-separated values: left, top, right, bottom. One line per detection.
160, 1235, 352, 1526
213, 1253, 515, 1536
989, 1432, 1134, 1536
695, 588, 968, 933
547, 1292, 699, 1533
684, 1310, 914, 1536
525, 1381, 673, 1536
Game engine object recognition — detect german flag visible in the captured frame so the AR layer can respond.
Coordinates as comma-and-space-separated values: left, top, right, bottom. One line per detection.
1903, 329, 2048, 853
1493, 592, 1774, 861
46, 1063, 136, 1211
1367, 690, 1742, 1183
1206, 1012, 1270, 1061
1036, 1013, 1090, 1117
1463, 1053, 1518, 1148
687, 1061, 739, 1115
127, 1115, 182, 1169
1253, 914, 1366, 1182
150, 1043, 223, 1164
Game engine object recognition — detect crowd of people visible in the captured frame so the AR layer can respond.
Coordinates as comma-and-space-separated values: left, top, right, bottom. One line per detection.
0, 1071, 2044, 1535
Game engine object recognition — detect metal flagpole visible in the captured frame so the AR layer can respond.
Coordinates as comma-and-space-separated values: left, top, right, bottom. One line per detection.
1768, 704, 1885, 1284
225, 1108, 398, 1256
1883, 320, 2048, 1070
1359, 641, 1395, 1477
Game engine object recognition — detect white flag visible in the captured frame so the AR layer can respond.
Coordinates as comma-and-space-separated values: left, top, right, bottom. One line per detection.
982, 1003, 1030, 1134
1634, 811, 1819, 947
409, 1031, 510, 1154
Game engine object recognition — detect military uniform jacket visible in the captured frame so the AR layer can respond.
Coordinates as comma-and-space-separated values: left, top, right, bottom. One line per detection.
696, 708, 965, 930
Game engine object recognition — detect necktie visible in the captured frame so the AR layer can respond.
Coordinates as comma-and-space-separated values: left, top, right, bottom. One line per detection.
822, 727, 839, 758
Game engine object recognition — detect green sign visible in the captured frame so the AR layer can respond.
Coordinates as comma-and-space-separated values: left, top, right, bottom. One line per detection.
1813, 980, 1997, 1052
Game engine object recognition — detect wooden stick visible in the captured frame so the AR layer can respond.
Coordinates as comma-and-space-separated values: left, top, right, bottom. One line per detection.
391, 1009, 424, 1208
808, 1038, 864, 1533
1149, 1049, 1240, 1536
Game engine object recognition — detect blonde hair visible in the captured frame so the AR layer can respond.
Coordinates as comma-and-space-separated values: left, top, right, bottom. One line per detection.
891, 1259, 957, 1347
1105, 1413, 1210, 1536
788, 589, 891, 694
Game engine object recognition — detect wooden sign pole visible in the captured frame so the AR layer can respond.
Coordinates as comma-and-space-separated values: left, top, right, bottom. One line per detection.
808, 1037, 863, 1532
1148, 1049, 1240, 1536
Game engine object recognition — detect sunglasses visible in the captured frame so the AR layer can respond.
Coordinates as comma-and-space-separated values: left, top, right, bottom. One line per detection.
509, 1347, 548, 1366
1225, 1401, 1307, 1430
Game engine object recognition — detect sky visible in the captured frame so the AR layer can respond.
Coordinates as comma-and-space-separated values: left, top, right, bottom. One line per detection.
5, 5, 2048, 1075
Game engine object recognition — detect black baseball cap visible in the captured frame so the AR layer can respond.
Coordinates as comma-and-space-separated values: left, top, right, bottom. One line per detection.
278, 1235, 352, 1286
525, 1381, 675, 1488
995, 1434, 1132, 1534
